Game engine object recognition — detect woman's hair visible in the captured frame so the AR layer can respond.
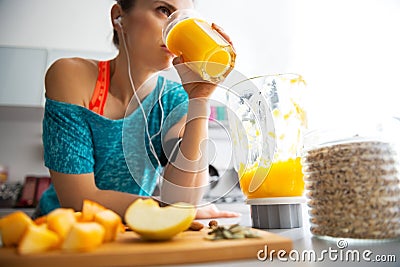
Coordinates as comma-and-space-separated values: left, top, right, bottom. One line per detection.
112, 0, 195, 47
113, 0, 136, 47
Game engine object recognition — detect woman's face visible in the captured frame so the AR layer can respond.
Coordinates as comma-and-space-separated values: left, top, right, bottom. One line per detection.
123, 0, 194, 72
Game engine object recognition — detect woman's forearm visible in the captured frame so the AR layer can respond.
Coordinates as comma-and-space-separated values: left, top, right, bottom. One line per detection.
179, 97, 209, 162
91, 189, 147, 218
50, 171, 147, 219
161, 98, 210, 204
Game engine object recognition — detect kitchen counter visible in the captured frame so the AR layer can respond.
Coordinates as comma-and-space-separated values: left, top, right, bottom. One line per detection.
0, 207, 35, 218
0, 203, 398, 267
179, 202, 400, 267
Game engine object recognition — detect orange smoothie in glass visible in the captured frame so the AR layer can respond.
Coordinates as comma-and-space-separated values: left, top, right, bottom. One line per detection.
163, 10, 236, 82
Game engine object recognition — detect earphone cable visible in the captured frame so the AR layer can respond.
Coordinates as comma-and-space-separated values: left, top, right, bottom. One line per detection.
120, 29, 163, 169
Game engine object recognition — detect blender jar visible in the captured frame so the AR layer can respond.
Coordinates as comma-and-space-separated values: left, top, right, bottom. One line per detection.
227, 74, 307, 199
227, 74, 307, 229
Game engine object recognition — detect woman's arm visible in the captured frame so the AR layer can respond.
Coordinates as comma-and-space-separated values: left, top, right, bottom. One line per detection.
160, 102, 240, 219
161, 98, 210, 205
50, 170, 146, 218
161, 23, 236, 207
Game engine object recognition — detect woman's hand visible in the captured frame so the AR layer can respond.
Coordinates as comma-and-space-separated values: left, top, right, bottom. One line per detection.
172, 56, 217, 99
211, 23, 234, 48
195, 204, 241, 219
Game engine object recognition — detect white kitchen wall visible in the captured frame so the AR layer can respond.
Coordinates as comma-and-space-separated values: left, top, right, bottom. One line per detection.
197, 0, 400, 130
0, 0, 116, 52
291, 0, 400, 130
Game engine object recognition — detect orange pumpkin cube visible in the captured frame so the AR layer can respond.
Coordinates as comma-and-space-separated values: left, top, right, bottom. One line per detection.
17, 224, 60, 255
46, 208, 76, 240
62, 222, 105, 252
81, 199, 107, 222
0, 211, 33, 247
94, 209, 122, 242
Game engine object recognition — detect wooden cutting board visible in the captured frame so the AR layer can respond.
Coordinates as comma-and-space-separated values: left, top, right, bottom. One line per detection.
0, 228, 292, 267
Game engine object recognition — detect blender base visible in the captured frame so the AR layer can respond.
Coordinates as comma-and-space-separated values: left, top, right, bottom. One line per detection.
246, 197, 305, 229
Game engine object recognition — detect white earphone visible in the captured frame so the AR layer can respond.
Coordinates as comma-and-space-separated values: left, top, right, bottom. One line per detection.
114, 16, 122, 27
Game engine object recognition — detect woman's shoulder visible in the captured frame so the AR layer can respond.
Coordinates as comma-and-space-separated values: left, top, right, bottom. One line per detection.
45, 57, 99, 107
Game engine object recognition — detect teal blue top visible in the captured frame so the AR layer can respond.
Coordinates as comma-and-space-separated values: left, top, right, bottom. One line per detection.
38, 76, 188, 215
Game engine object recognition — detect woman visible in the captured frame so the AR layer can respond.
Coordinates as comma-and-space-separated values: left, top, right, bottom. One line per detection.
36, 0, 239, 219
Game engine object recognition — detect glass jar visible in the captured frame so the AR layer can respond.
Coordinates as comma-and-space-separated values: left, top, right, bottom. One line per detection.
163, 9, 236, 82
302, 119, 400, 241
227, 74, 307, 199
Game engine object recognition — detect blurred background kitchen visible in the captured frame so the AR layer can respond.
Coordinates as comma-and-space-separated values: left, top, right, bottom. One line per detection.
0, 0, 399, 209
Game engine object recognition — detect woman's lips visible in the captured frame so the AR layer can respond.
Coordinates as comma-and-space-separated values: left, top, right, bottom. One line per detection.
161, 45, 175, 56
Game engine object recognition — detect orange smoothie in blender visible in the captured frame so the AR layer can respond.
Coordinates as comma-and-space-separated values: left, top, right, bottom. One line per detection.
238, 158, 304, 198
230, 74, 307, 199
163, 10, 236, 82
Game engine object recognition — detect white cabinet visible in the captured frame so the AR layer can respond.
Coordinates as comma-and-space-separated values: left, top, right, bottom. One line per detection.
0, 46, 48, 107
0, 46, 117, 107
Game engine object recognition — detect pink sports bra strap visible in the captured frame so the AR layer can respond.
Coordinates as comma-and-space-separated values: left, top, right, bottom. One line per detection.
89, 61, 110, 115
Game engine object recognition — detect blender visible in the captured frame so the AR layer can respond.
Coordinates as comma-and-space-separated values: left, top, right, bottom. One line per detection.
227, 74, 307, 229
